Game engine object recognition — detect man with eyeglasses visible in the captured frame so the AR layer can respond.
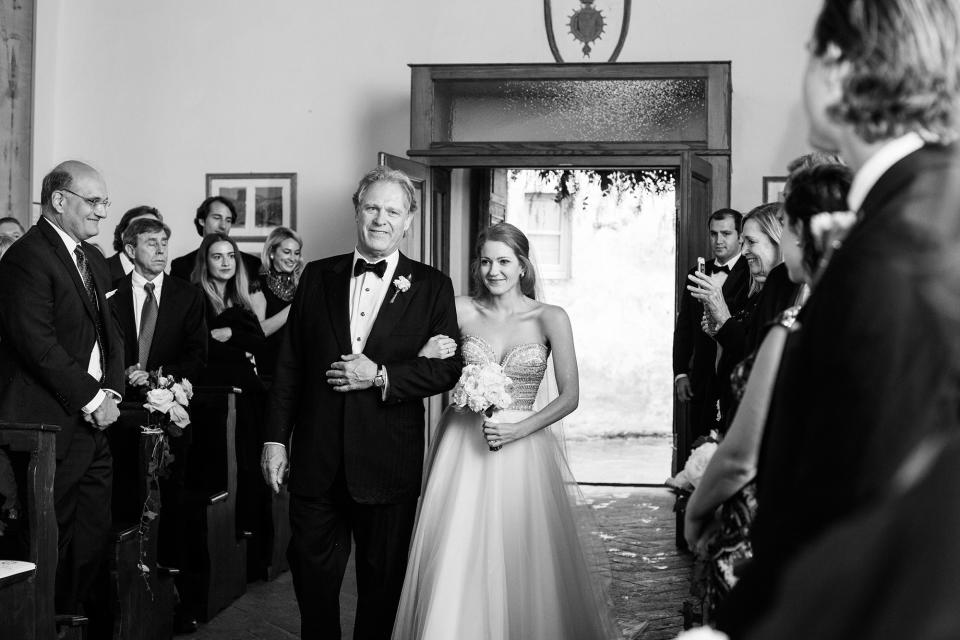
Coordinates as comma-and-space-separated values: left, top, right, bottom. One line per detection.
0, 160, 125, 636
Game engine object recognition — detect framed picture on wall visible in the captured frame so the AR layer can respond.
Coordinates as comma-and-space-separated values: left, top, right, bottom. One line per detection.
762, 176, 789, 204
205, 172, 297, 242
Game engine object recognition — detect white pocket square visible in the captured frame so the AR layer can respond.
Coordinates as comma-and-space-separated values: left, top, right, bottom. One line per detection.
105, 289, 117, 299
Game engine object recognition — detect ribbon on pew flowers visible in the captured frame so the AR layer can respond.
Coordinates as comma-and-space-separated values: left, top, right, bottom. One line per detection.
137, 369, 194, 580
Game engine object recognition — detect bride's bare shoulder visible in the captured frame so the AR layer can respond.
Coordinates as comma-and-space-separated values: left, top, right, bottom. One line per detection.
455, 295, 481, 320
531, 301, 571, 331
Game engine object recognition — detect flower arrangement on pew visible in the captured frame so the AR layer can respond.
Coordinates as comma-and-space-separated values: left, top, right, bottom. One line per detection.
137, 368, 193, 579
450, 362, 513, 452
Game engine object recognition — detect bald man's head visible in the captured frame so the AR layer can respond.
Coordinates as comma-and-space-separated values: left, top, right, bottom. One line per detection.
41, 161, 109, 242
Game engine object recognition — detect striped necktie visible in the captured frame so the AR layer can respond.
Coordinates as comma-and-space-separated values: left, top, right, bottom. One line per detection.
74, 246, 106, 379
138, 281, 158, 369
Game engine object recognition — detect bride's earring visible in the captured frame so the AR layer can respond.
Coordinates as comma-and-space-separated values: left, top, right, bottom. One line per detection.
520, 269, 526, 277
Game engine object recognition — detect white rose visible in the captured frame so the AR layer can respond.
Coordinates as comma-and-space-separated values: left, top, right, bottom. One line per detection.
172, 383, 189, 406
145, 388, 175, 412
167, 404, 191, 428
683, 441, 718, 488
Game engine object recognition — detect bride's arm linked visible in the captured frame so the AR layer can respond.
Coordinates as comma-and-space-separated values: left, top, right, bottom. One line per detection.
483, 305, 579, 449
684, 326, 788, 550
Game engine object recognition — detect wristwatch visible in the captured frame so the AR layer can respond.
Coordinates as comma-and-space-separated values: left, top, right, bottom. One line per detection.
374, 366, 386, 388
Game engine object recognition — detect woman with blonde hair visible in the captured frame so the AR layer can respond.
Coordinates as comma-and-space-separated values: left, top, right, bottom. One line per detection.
255, 226, 304, 384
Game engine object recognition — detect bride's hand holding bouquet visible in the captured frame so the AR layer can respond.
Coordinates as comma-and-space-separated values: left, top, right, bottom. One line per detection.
450, 362, 514, 451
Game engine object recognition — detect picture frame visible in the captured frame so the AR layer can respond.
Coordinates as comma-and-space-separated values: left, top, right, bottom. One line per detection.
205, 172, 297, 242
762, 176, 789, 204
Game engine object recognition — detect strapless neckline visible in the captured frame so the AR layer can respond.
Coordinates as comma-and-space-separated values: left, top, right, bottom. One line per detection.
462, 334, 549, 366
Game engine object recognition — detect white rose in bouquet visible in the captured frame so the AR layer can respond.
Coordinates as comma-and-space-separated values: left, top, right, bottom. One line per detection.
682, 441, 718, 489
172, 382, 190, 406
145, 387, 175, 413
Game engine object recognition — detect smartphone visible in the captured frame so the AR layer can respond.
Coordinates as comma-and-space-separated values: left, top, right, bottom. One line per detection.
697, 256, 706, 274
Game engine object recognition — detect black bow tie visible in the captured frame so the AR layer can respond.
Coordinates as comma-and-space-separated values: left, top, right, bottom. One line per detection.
709, 263, 731, 275
354, 258, 387, 278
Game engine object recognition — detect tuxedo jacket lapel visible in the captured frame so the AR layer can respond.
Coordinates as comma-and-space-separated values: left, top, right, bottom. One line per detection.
365, 253, 415, 354
323, 255, 353, 355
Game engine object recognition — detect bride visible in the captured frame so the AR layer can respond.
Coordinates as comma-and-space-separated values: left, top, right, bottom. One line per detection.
392, 223, 619, 640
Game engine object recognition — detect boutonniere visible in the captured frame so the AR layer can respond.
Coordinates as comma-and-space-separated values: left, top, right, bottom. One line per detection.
390, 274, 412, 303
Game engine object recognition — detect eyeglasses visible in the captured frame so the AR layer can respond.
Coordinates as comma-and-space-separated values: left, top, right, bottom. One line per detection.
59, 188, 111, 210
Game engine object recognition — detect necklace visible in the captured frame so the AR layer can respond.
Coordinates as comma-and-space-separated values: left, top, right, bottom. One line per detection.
266, 268, 297, 302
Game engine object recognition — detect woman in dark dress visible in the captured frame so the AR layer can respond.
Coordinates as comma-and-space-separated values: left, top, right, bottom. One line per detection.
191, 232, 271, 580
253, 227, 303, 386
682, 164, 853, 621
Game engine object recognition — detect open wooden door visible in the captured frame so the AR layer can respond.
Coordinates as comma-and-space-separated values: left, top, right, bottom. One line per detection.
377, 152, 451, 444
673, 152, 713, 473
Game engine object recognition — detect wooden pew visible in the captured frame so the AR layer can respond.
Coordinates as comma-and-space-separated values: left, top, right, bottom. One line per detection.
0, 422, 59, 640
107, 404, 178, 640
180, 387, 247, 622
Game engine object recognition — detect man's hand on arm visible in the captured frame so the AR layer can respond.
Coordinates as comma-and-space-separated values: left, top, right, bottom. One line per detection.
326, 354, 378, 392
260, 443, 288, 494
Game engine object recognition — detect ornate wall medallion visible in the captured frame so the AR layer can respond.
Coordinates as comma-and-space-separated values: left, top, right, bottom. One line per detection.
544, 0, 631, 63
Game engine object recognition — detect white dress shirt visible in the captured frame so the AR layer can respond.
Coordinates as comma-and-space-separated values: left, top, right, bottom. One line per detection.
130, 270, 165, 338
45, 217, 115, 413
349, 248, 400, 354
847, 132, 925, 212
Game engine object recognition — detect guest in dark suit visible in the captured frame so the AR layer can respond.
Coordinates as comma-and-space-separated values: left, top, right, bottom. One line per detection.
106, 205, 162, 287
169, 196, 261, 282
673, 208, 750, 449
717, 0, 960, 635
261, 167, 463, 639
108, 216, 207, 629
0, 161, 124, 634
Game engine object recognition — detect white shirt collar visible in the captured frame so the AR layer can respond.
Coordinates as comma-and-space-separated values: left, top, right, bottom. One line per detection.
119, 251, 135, 274
847, 132, 925, 212
715, 252, 741, 269
351, 248, 400, 278
44, 215, 80, 256
131, 268, 164, 292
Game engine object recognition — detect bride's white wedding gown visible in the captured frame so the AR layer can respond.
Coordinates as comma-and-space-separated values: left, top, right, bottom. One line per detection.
391, 335, 620, 640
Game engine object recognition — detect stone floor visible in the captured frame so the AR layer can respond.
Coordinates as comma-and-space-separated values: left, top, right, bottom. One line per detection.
183, 487, 692, 639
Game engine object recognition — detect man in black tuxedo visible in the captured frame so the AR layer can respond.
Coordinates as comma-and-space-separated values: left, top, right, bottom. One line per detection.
718, 0, 960, 635
169, 196, 261, 281
109, 215, 207, 632
673, 208, 749, 452
0, 161, 124, 632
261, 167, 462, 639
105, 205, 162, 287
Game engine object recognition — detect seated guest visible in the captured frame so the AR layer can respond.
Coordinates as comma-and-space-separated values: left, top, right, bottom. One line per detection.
108, 216, 207, 632
688, 203, 796, 430
0, 216, 24, 240
253, 226, 303, 386
106, 205, 162, 286
683, 163, 852, 621
191, 233, 270, 581
170, 196, 261, 282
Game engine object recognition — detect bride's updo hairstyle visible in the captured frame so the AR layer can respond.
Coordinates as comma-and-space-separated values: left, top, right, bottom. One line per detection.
471, 222, 538, 300
783, 163, 853, 276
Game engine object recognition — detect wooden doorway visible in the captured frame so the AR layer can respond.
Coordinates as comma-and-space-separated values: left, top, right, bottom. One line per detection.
400, 62, 731, 477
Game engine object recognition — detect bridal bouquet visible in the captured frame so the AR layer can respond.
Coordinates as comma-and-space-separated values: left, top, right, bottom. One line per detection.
667, 430, 721, 493
451, 362, 513, 452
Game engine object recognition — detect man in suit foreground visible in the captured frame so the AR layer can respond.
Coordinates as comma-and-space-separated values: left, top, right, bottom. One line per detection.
109, 215, 207, 632
261, 167, 462, 639
673, 208, 749, 448
169, 196, 261, 282
0, 160, 124, 633
718, 0, 960, 635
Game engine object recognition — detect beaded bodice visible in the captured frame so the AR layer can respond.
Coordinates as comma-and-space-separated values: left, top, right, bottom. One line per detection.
461, 335, 549, 410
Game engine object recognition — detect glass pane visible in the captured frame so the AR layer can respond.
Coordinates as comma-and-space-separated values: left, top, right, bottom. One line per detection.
440, 79, 706, 143
526, 194, 562, 230
529, 234, 562, 265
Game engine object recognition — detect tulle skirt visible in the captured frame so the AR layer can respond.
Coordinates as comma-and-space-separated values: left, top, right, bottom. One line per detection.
391, 407, 620, 640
